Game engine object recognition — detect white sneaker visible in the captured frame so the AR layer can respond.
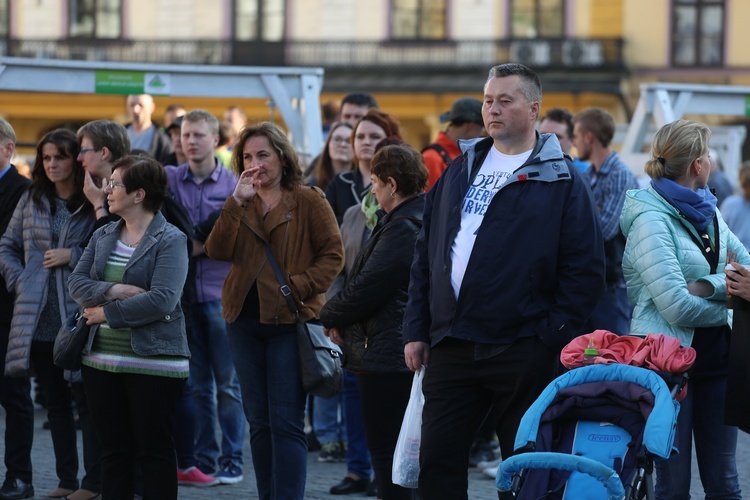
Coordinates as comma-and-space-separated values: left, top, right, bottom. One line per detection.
476, 456, 502, 470
483, 465, 500, 479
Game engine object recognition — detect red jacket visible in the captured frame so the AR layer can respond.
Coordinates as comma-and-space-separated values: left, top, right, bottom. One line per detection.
422, 131, 461, 191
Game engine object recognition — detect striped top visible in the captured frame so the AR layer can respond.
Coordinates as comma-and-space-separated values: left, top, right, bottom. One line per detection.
81, 240, 189, 378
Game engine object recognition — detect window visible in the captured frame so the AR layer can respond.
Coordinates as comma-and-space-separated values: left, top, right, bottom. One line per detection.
235, 0, 286, 42
511, 0, 564, 38
391, 0, 446, 40
672, 0, 724, 66
69, 0, 121, 38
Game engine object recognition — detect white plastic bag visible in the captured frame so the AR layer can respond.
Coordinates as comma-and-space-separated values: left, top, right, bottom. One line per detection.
392, 367, 425, 488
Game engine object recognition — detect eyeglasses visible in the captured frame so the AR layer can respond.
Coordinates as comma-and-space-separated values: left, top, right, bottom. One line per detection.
79, 148, 100, 155
331, 137, 351, 145
107, 180, 126, 189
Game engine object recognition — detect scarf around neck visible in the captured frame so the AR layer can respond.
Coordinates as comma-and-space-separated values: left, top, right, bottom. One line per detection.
650, 177, 717, 232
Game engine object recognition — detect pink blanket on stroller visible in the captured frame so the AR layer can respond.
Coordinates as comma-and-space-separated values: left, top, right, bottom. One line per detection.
560, 330, 696, 374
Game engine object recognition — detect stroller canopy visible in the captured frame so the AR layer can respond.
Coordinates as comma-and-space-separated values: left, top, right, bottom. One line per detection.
513, 364, 679, 460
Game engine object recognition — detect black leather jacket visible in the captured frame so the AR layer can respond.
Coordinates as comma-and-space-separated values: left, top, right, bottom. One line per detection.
320, 193, 425, 373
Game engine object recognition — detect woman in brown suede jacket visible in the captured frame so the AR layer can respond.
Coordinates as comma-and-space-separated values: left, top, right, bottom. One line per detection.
204, 122, 343, 499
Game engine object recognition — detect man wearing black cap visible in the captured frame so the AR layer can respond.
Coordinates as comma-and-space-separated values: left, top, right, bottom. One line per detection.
163, 115, 187, 167
423, 97, 485, 190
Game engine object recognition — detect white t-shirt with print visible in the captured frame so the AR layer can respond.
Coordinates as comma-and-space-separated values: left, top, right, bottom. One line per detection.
450, 145, 532, 299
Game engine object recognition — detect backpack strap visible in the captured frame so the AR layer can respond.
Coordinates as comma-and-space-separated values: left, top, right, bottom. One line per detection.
422, 143, 455, 165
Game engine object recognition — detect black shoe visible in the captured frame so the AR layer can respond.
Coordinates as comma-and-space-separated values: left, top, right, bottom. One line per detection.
366, 480, 379, 497
329, 476, 369, 495
306, 431, 321, 452
0, 479, 34, 500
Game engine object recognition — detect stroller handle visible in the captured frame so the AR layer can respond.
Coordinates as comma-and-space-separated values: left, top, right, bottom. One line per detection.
497, 452, 626, 500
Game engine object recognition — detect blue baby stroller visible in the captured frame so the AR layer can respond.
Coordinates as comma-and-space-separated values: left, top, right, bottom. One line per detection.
496, 364, 684, 499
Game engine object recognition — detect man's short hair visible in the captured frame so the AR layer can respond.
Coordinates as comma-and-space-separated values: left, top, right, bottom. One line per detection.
542, 107, 574, 139
165, 103, 185, 114
573, 108, 616, 148
183, 109, 220, 136
0, 118, 16, 144
486, 63, 542, 106
77, 120, 130, 161
226, 105, 247, 120
342, 92, 379, 110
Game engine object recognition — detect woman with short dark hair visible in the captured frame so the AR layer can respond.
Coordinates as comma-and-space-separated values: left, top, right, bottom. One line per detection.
320, 144, 428, 499
68, 155, 189, 500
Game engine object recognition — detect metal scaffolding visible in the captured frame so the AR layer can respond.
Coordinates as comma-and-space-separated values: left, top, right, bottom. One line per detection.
0, 56, 325, 159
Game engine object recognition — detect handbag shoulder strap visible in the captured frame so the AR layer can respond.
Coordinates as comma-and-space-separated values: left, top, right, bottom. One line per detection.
686, 217, 720, 274
263, 242, 300, 317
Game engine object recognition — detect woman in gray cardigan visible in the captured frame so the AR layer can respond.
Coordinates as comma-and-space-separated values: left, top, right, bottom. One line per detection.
68, 155, 189, 500
0, 129, 95, 498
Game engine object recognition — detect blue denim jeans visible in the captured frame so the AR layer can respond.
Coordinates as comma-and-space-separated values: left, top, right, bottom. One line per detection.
227, 317, 307, 500
313, 393, 345, 445
585, 280, 633, 335
655, 375, 740, 499
187, 301, 245, 471
343, 369, 372, 480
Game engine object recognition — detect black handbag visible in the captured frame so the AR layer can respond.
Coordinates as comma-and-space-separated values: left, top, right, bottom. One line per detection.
53, 310, 90, 371
263, 242, 343, 399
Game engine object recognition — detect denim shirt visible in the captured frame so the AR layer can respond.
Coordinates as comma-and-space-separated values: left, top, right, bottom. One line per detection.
68, 212, 190, 357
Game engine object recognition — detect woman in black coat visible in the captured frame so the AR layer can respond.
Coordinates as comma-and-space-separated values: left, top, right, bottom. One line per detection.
321, 144, 427, 500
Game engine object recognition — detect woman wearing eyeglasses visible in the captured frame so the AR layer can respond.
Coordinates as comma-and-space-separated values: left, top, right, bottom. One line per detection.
309, 122, 355, 192
0, 129, 96, 498
68, 155, 189, 500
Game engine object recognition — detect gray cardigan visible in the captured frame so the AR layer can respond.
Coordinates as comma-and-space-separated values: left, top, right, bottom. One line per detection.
0, 192, 94, 376
68, 212, 190, 358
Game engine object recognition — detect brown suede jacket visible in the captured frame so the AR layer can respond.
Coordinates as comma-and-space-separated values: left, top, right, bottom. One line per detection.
205, 186, 344, 325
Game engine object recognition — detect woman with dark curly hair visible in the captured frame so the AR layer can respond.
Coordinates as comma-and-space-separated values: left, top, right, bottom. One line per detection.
0, 129, 95, 498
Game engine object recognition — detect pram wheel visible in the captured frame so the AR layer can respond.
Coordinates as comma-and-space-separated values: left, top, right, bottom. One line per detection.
623, 465, 655, 500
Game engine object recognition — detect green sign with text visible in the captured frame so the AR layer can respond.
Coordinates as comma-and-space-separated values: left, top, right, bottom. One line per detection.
95, 70, 145, 95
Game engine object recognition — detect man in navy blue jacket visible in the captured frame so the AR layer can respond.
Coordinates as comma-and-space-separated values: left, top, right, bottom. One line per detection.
402, 63, 606, 498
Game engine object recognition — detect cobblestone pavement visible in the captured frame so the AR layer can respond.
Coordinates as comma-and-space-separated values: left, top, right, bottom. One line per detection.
1, 407, 748, 498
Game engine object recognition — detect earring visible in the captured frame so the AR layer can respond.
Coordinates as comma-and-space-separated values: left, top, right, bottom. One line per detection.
390, 191, 396, 198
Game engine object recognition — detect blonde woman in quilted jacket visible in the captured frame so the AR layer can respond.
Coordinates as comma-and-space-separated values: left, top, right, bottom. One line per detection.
620, 120, 749, 500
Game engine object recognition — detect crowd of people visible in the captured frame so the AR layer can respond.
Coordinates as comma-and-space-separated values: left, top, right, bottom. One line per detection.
0, 61, 748, 500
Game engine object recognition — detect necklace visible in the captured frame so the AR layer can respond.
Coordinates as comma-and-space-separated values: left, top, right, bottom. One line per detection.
260, 192, 283, 212
122, 231, 143, 248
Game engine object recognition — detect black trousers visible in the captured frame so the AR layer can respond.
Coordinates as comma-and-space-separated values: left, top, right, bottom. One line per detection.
0, 323, 34, 485
71, 382, 102, 492
82, 365, 184, 500
356, 372, 416, 500
418, 336, 557, 500
30, 343, 79, 491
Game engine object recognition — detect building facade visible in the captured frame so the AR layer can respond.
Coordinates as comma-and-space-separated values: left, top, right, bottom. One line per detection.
0, 0, 746, 157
